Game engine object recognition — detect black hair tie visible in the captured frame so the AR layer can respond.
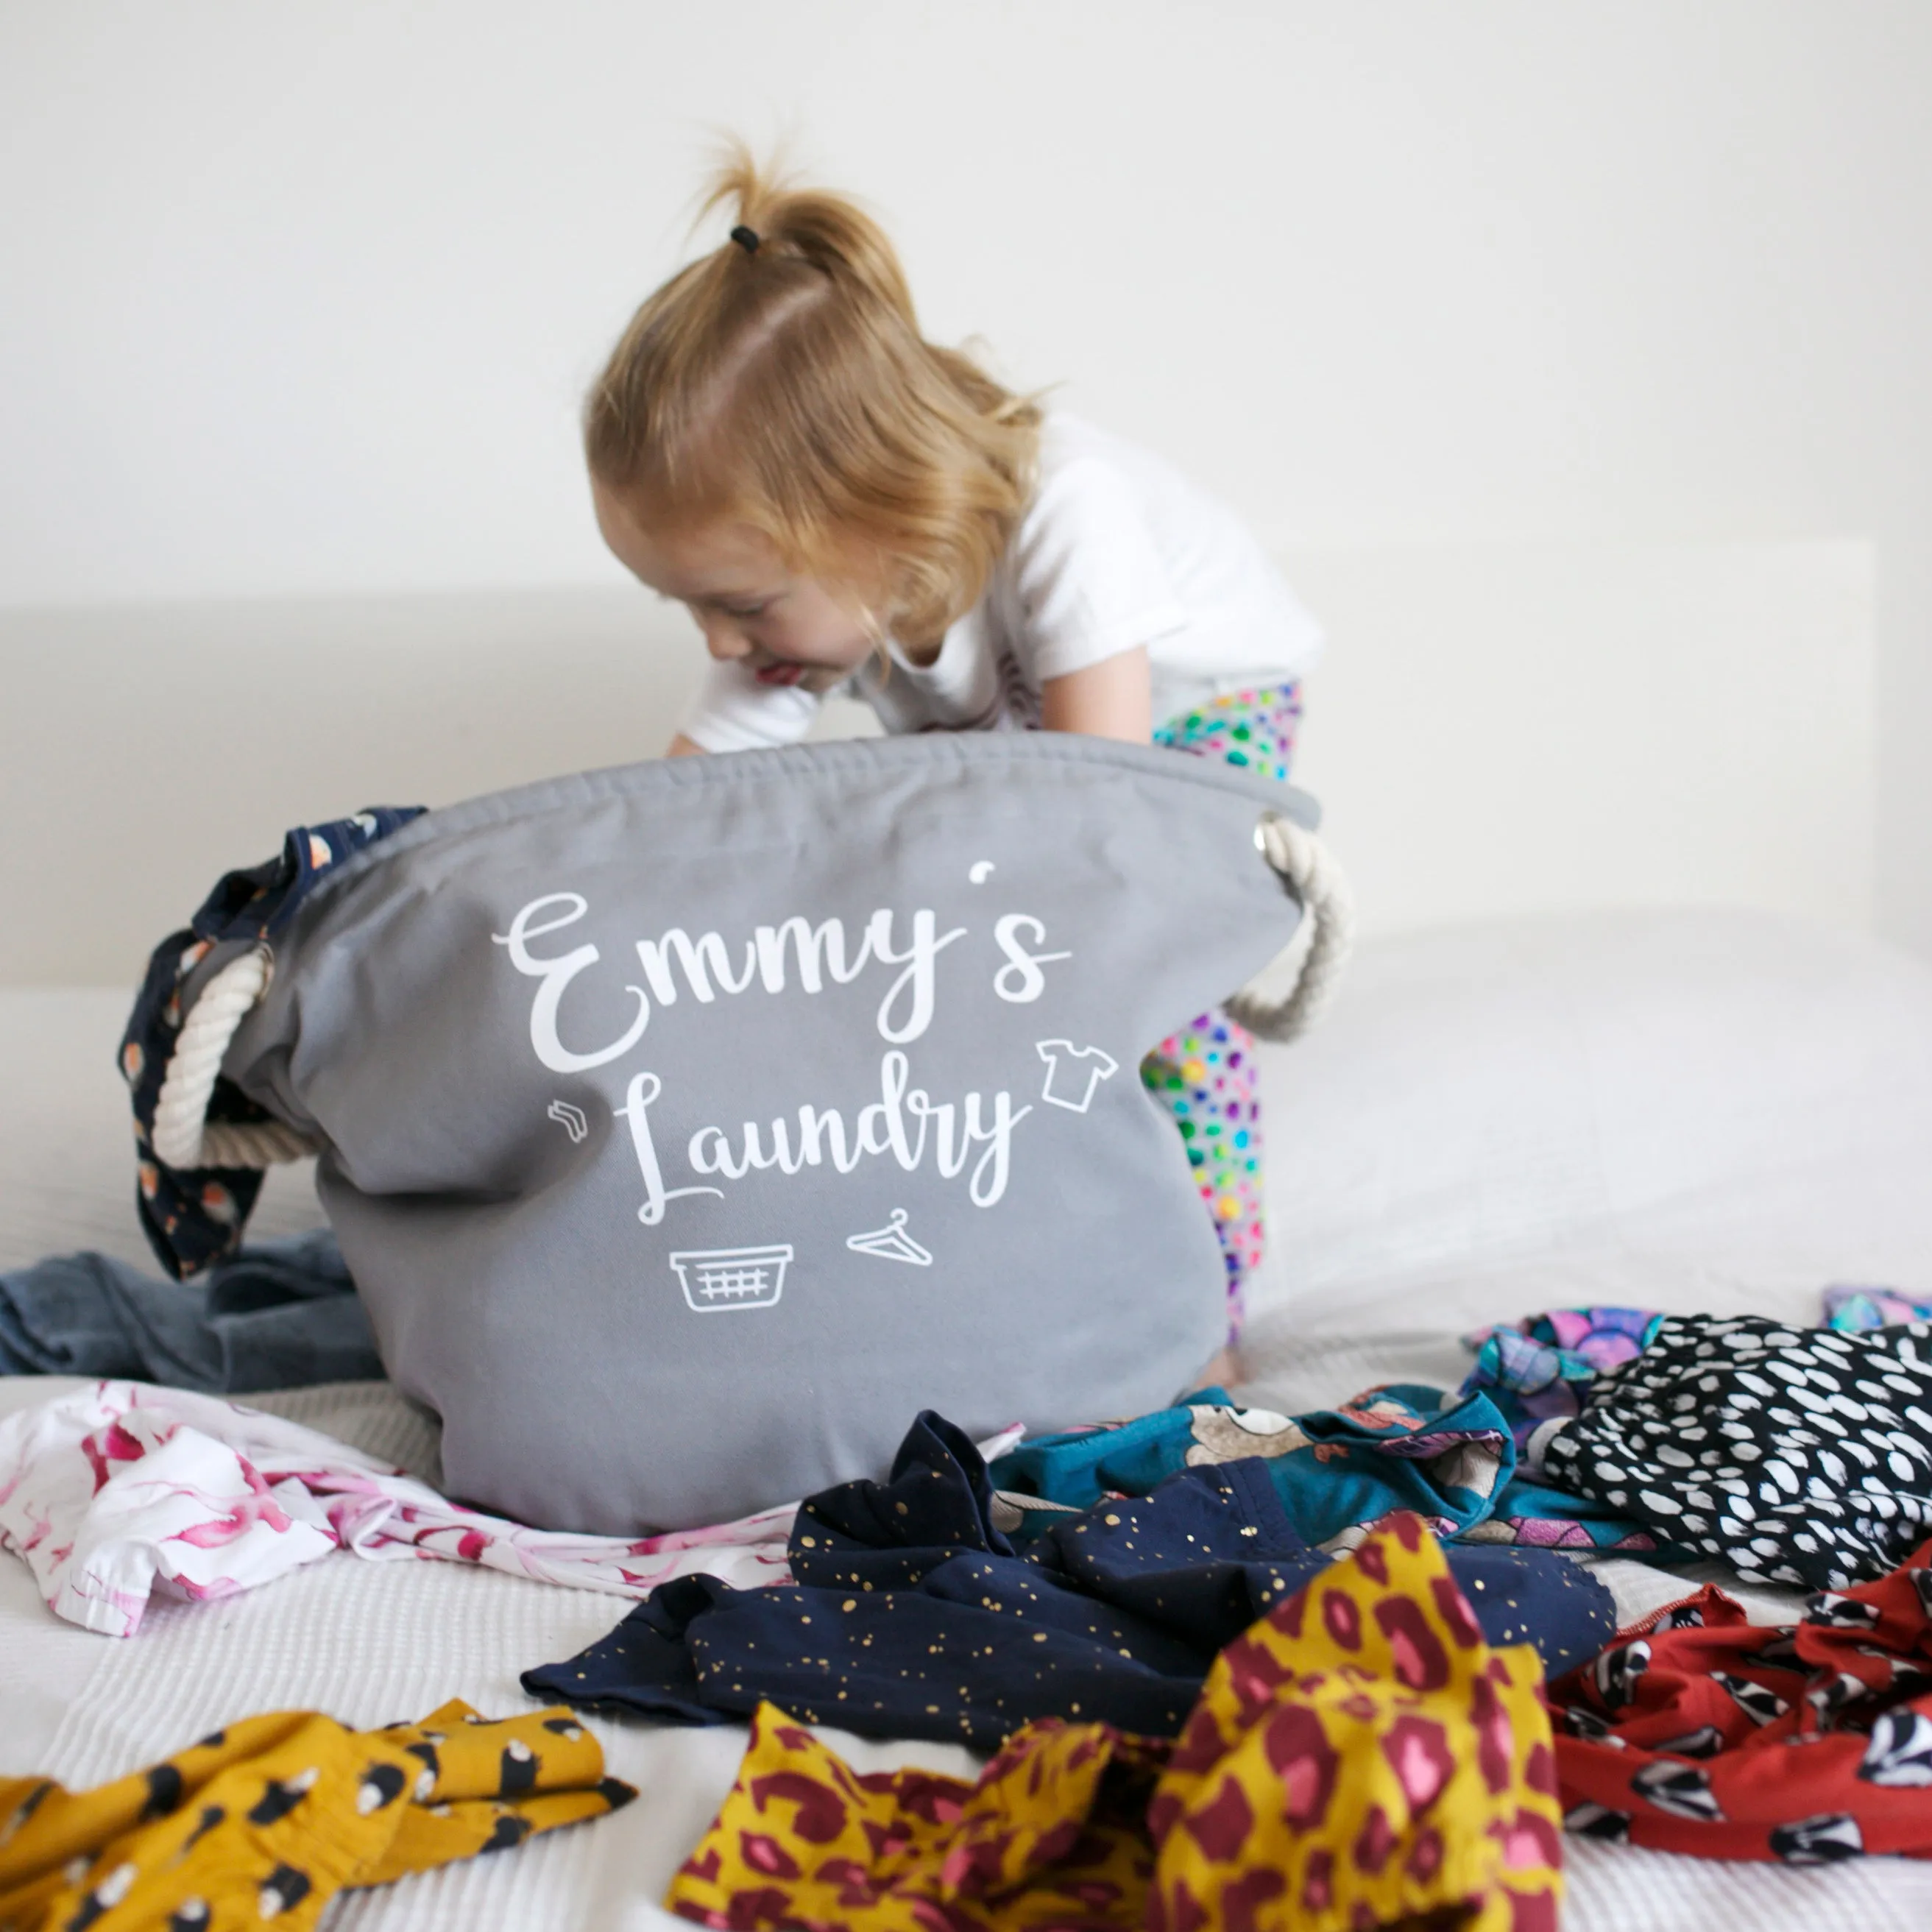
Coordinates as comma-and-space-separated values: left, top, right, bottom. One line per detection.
729, 224, 760, 255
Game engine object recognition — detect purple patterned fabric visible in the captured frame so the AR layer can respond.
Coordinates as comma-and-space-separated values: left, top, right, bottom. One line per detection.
1825, 1284, 1932, 1331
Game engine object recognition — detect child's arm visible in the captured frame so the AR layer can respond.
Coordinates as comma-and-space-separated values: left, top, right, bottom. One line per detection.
1038, 646, 1151, 744
667, 732, 707, 757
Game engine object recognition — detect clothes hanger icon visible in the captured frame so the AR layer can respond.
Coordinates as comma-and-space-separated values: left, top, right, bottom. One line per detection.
845, 1208, 934, 1267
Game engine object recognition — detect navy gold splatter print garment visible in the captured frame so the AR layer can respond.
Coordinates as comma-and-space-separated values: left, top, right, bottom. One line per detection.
523, 1409, 1614, 1746
120, 807, 422, 1281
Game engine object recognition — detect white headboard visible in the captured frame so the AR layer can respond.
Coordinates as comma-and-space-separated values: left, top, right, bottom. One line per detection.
0, 537, 1874, 984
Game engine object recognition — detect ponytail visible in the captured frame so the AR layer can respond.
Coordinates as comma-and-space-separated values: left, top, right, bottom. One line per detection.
585, 145, 1041, 651
696, 149, 919, 325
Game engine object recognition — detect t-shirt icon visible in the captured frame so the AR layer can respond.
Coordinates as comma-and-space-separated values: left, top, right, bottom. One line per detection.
1036, 1039, 1119, 1114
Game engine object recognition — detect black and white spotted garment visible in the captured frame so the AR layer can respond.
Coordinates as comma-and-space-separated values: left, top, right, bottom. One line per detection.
1542, 1314, 1932, 1591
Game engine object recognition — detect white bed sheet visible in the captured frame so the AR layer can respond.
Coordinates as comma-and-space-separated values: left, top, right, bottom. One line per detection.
7, 910, 1932, 1928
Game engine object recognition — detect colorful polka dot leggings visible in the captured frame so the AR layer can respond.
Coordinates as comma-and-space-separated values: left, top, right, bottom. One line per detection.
1142, 682, 1303, 1342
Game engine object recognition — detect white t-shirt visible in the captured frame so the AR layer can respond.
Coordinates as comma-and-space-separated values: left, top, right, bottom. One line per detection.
679, 414, 1324, 751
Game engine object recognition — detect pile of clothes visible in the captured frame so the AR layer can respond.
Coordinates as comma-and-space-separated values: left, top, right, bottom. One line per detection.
7, 1275, 1932, 1925
664, 1517, 1567, 1932
651, 1518, 1932, 1931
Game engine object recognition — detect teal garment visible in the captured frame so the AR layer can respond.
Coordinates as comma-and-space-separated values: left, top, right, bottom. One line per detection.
1476, 1475, 1683, 1555
990, 1383, 1517, 1548
988, 1384, 1234, 1518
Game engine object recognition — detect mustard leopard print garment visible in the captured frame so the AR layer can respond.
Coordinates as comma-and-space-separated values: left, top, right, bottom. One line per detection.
0, 1699, 632, 1931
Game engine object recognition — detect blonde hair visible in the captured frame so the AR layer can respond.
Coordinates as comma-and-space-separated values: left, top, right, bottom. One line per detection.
584, 148, 1041, 652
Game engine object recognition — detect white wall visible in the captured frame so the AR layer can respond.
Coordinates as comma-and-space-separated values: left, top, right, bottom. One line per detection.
4, 2, 1931, 948
0, 539, 1871, 982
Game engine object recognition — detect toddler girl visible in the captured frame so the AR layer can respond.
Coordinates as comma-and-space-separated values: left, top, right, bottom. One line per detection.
584, 155, 1322, 1345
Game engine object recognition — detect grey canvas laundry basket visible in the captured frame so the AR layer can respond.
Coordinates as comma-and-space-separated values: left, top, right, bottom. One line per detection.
144, 733, 1347, 1533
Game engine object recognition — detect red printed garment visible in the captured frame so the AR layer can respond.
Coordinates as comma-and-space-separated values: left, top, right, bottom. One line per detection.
1551, 1534, 1932, 1861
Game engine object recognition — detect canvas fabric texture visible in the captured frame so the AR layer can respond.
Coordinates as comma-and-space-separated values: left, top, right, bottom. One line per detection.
186, 735, 1312, 1536
102, 694, 1298, 1370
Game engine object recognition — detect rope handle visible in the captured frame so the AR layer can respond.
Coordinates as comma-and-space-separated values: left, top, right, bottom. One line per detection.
1227, 811, 1356, 1042
149, 946, 321, 1170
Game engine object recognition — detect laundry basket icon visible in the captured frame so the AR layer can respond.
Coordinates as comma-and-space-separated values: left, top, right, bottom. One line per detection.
668, 1244, 794, 1313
